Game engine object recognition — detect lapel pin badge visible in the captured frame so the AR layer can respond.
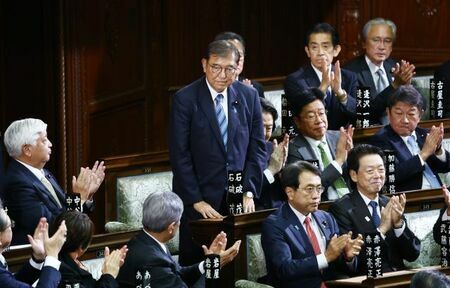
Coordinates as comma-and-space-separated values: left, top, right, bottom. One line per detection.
365, 216, 371, 222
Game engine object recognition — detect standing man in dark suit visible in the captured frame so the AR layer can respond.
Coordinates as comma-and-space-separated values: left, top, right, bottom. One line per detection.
117, 191, 241, 288
344, 18, 416, 124
370, 85, 450, 192
261, 161, 363, 288
0, 199, 68, 288
214, 31, 265, 99
287, 88, 354, 201
169, 40, 266, 265
329, 144, 421, 275
2, 118, 105, 244
284, 23, 357, 130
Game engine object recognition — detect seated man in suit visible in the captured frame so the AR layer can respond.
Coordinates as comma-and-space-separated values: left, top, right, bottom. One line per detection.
287, 88, 354, 201
284, 23, 357, 130
329, 144, 421, 275
344, 18, 416, 124
214, 31, 265, 98
0, 199, 67, 287
256, 97, 289, 209
2, 118, 105, 244
117, 191, 241, 288
370, 85, 450, 192
261, 161, 363, 288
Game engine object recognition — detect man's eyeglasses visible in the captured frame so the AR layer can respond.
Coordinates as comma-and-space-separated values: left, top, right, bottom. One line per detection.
299, 185, 324, 194
302, 110, 327, 122
208, 63, 237, 77
369, 37, 393, 47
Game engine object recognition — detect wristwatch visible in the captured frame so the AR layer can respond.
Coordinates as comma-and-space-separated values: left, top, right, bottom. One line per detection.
244, 192, 254, 199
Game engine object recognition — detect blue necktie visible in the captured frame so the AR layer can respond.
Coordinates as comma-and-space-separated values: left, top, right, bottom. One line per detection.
369, 201, 381, 228
215, 94, 228, 149
406, 135, 441, 188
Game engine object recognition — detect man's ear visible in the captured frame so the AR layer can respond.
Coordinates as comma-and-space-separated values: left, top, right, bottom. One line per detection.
285, 187, 294, 200
304, 46, 311, 59
349, 170, 358, 183
168, 221, 177, 235
333, 45, 341, 57
201, 58, 207, 73
22, 144, 32, 157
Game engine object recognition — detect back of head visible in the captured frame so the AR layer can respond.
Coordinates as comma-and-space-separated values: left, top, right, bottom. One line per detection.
410, 270, 450, 288
142, 191, 184, 233
362, 18, 397, 41
50, 210, 93, 253
4, 118, 47, 158
289, 87, 325, 117
204, 39, 239, 63
387, 84, 426, 111
305, 23, 339, 46
281, 161, 321, 190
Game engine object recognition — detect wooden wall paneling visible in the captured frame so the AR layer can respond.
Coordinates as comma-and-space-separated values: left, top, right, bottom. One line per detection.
366, 0, 450, 67
336, 0, 364, 63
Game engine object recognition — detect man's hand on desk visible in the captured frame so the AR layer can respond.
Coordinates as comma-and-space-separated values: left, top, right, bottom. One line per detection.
193, 201, 223, 219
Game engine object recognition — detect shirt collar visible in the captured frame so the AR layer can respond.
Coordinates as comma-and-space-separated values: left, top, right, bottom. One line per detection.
358, 190, 379, 207
205, 78, 228, 103
400, 130, 417, 143
15, 159, 46, 180
143, 229, 168, 254
303, 135, 327, 148
288, 203, 311, 225
365, 55, 385, 74
310, 63, 331, 82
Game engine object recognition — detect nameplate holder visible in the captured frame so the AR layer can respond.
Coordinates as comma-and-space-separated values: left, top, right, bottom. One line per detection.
205, 254, 220, 287
65, 193, 81, 211
227, 171, 244, 215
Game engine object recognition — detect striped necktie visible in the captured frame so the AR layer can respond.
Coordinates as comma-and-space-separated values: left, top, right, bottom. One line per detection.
317, 142, 349, 197
375, 68, 388, 93
215, 94, 228, 149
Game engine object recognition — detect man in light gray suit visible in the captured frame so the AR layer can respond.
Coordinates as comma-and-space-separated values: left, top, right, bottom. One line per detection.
287, 88, 354, 201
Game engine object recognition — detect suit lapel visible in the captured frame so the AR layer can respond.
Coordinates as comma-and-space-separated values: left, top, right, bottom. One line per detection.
227, 84, 240, 151
325, 131, 338, 159
295, 134, 318, 161
44, 170, 66, 204
282, 204, 316, 256
312, 212, 333, 242
383, 61, 395, 84
386, 126, 414, 161
198, 78, 227, 155
350, 192, 378, 230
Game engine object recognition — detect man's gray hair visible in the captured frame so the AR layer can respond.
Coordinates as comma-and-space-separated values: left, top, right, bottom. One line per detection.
362, 18, 397, 40
3, 118, 47, 158
142, 191, 184, 232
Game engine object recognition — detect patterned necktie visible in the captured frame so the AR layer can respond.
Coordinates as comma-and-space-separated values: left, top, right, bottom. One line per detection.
40, 175, 62, 208
317, 143, 349, 197
406, 135, 441, 188
369, 201, 381, 228
304, 216, 321, 255
375, 68, 388, 93
215, 94, 228, 149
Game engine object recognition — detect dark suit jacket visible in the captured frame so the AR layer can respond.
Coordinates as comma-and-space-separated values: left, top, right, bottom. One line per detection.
344, 55, 396, 124
59, 253, 118, 288
0, 259, 61, 288
370, 125, 450, 192
238, 76, 265, 99
3, 159, 93, 245
117, 230, 202, 288
329, 191, 421, 275
170, 77, 266, 210
261, 203, 351, 288
287, 130, 347, 201
284, 64, 357, 130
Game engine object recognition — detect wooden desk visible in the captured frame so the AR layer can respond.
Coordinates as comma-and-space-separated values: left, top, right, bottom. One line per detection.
326, 266, 450, 288
190, 209, 275, 288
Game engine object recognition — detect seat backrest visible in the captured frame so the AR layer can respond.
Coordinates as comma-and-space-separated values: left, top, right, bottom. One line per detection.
403, 209, 441, 268
116, 171, 173, 228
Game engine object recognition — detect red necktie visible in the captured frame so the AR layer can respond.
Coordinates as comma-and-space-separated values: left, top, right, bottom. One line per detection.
305, 217, 328, 288
304, 216, 321, 255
